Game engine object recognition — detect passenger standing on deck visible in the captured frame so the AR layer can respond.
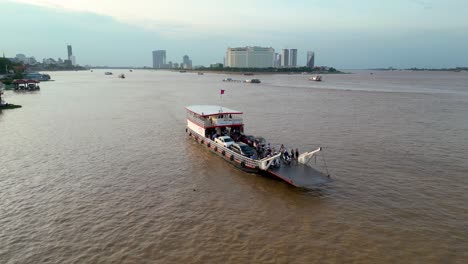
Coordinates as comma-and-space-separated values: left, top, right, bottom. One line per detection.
280, 144, 285, 153
295, 148, 299, 160
291, 149, 295, 159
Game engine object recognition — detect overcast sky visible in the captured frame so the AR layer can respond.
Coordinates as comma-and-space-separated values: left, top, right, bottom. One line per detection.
1, 0, 467, 68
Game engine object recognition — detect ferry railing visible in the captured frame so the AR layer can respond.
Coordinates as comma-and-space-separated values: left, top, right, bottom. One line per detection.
188, 128, 260, 169
187, 115, 211, 127
187, 115, 243, 128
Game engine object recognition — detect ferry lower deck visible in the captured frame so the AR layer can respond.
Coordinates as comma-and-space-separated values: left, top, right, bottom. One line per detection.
187, 127, 331, 189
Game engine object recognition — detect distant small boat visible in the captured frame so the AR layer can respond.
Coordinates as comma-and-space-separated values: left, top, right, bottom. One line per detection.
105, 72, 113, 75
198, 72, 204, 75
129, 69, 133, 72
244, 73, 254, 76
245, 79, 261, 83
180, 70, 187, 73
309, 76, 322, 82
118, 74, 125, 79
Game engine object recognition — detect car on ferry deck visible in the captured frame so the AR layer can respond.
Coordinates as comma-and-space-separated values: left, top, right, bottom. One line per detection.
215, 136, 234, 148
230, 142, 255, 157
239, 135, 256, 146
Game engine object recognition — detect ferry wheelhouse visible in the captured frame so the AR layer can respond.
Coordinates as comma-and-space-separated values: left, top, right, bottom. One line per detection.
185, 105, 331, 188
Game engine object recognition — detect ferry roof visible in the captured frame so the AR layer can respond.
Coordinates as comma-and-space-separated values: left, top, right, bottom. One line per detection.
186, 105, 243, 117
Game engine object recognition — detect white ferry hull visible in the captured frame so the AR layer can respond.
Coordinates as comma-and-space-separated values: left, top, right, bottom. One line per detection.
186, 127, 260, 173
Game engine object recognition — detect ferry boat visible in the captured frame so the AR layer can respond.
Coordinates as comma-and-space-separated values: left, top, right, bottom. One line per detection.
185, 105, 331, 188
104, 72, 113, 75
118, 74, 125, 79
24, 72, 51, 81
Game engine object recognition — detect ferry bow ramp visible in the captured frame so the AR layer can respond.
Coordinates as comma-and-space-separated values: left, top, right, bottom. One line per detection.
267, 163, 332, 188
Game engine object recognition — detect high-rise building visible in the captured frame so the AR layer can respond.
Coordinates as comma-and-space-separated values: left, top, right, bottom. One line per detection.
67, 45, 73, 60
274, 53, 282, 67
307, 51, 315, 68
289, 49, 297, 67
152, 50, 166, 69
226, 46, 274, 68
281, 49, 289, 67
182, 55, 192, 69
70, 55, 76, 66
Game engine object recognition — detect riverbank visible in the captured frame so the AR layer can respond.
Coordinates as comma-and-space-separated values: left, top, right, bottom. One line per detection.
177, 67, 347, 75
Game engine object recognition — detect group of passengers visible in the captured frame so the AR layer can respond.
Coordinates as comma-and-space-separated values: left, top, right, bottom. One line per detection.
257, 143, 299, 160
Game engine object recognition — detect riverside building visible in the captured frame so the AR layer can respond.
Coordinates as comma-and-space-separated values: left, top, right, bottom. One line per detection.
281, 49, 289, 67
290, 49, 297, 67
152, 50, 166, 69
307, 51, 315, 68
226, 46, 274, 68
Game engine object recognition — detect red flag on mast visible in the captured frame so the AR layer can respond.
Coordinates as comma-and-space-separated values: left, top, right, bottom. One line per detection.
220, 89, 225, 95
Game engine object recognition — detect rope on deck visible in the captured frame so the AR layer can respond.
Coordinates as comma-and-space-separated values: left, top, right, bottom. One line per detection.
321, 151, 330, 177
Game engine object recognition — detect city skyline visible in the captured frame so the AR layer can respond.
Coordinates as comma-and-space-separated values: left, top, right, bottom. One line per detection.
1, 0, 467, 68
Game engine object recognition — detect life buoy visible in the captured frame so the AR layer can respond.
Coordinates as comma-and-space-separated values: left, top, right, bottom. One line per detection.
222, 150, 225, 156
230, 155, 234, 161
240, 161, 246, 168
207, 143, 211, 148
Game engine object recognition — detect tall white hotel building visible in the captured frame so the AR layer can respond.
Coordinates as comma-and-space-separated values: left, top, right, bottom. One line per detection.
225, 46, 275, 68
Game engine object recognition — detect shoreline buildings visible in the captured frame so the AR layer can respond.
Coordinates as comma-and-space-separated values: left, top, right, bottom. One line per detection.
280, 49, 298, 67
226, 46, 274, 68
152, 50, 166, 69
290, 49, 297, 67
67, 44, 76, 66
307, 51, 315, 68
182, 55, 192, 69
281, 49, 289, 67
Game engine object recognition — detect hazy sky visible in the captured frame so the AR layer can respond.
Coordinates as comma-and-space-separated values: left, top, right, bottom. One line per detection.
1, 0, 467, 68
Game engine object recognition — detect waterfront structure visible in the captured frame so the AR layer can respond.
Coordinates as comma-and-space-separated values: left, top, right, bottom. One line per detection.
210, 63, 223, 68
307, 51, 315, 68
226, 46, 274, 68
70, 55, 76, 66
274, 53, 282, 67
67, 45, 73, 60
15, 54, 27, 64
152, 50, 166, 69
290, 49, 298, 67
182, 55, 192, 69
281, 49, 289, 67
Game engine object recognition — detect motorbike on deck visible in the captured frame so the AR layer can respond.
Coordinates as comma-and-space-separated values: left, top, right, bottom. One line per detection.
281, 151, 292, 165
